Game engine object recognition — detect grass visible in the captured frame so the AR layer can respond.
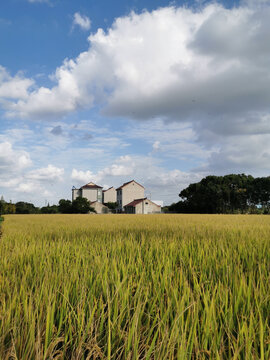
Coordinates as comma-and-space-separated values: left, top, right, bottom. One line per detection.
0, 214, 269, 359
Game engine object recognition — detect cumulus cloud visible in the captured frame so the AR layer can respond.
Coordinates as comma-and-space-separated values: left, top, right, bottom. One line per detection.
198, 134, 270, 175
26, 164, 64, 182
71, 155, 134, 185
71, 154, 202, 204
71, 169, 95, 184
2, 2, 270, 176
0, 141, 32, 173
72, 12, 91, 31
4, 3, 270, 134
0, 150, 65, 204
0, 66, 34, 100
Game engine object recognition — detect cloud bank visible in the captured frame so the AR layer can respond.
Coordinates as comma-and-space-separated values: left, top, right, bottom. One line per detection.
2, 3, 270, 138
1, 2, 270, 197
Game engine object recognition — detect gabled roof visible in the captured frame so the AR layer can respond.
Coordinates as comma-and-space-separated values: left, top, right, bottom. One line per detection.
90, 201, 107, 205
102, 186, 115, 193
124, 198, 162, 208
80, 182, 103, 189
116, 180, 145, 191
124, 198, 147, 207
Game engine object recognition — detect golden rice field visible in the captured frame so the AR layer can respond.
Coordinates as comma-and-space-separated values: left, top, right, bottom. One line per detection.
0, 214, 269, 359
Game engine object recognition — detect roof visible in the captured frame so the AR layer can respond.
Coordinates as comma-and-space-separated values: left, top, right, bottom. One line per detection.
124, 198, 147, 207
102, 186, 114, 193
80, 182, 103, 189
124, 198, 162, 208
116, 180, 145, 191
90, 201, 109, 208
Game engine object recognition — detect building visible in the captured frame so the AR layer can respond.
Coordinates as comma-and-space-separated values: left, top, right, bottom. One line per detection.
72, 179, 161, 215
124, 198, 161, 214
102, 187, 117, 204
90, 201, 110, 214
116, 180, 145, 212
72, 182, 103, 203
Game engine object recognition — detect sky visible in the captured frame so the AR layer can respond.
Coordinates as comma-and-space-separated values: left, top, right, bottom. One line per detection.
0, 0, 270, 206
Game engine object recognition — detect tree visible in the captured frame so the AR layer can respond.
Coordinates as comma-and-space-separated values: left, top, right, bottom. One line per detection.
40, 205, 59, 214
171, 174, 270, 214
0, 196, 4, 215
0, 197, 16, 214
104, 202, 118, 211
71, 197, 94, 214
15, 201, 37, 214
58, 199, 73, 213
58, 198, 95, 214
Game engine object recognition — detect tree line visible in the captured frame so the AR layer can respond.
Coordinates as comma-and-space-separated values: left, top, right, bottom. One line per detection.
168, 174, 270, 214
0, 197, 95, 215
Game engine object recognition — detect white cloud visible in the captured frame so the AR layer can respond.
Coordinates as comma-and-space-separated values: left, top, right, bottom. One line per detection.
199, 134, 270, 175
152, 141, 161, 151
0, 140, 64, 203
0, 66, 34, 100
16, 182, 37, 193
71, 154, 202, 204
71, 169, 95, 184
71, 155, 134, 185
1, 2, 270, 185
4, 2, 270, 140
0, 141, 32, 173
73, 12, 91, 31
28, 0, 50, 3
26, 164, 64, 182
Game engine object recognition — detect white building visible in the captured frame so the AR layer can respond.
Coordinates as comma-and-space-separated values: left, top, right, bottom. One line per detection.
124, 198, 161, 214
116, 180, 145, 212
72, 179, 162, 214
102, 187, 117, 204
72, 182, 103, 203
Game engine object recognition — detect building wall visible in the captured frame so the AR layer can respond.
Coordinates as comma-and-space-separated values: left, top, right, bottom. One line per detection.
135, 199, 161, 214
91, 202, 110, 214
122, 182, 144, 209
117, 189, 122, 209
103, 187, 116, 203
81, 188, 99, 202
72, 189, 82, 201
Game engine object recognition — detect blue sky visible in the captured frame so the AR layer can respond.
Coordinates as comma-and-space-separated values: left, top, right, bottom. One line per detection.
1, 0, 270, 206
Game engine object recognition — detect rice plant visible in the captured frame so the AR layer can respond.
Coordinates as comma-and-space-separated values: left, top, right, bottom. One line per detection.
0, 214, 269, 359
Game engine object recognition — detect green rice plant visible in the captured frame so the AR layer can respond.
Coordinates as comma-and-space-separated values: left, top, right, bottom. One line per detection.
0, 214, 269, 359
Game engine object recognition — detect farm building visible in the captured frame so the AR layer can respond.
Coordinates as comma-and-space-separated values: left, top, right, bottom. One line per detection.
72, 182, 103, 203
90, 201, 110, 214
116, 180, 145, 212
72, 179, 162, 214
102, 187, 117, 203
124, 198, 161, 214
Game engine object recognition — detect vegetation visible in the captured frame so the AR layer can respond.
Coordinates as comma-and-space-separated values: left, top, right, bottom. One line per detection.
15, 201, 39, 214
0, 197, 16, 215
170, 174, 270, 214
0, 197, 95, 215
58, 197, 96, 214
104, 202, 118, 211
0, 214, 269, 359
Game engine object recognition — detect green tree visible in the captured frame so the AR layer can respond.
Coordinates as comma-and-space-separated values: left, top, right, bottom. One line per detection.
40, 205, 59, 214
104, 202, 118, 211
58, 199, 73, 213
15, 201, 37, 214
72, 197, 94, 214
175, 174, 263, 214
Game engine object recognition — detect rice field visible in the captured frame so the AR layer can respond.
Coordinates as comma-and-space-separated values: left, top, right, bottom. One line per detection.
0, 214, 269, 359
